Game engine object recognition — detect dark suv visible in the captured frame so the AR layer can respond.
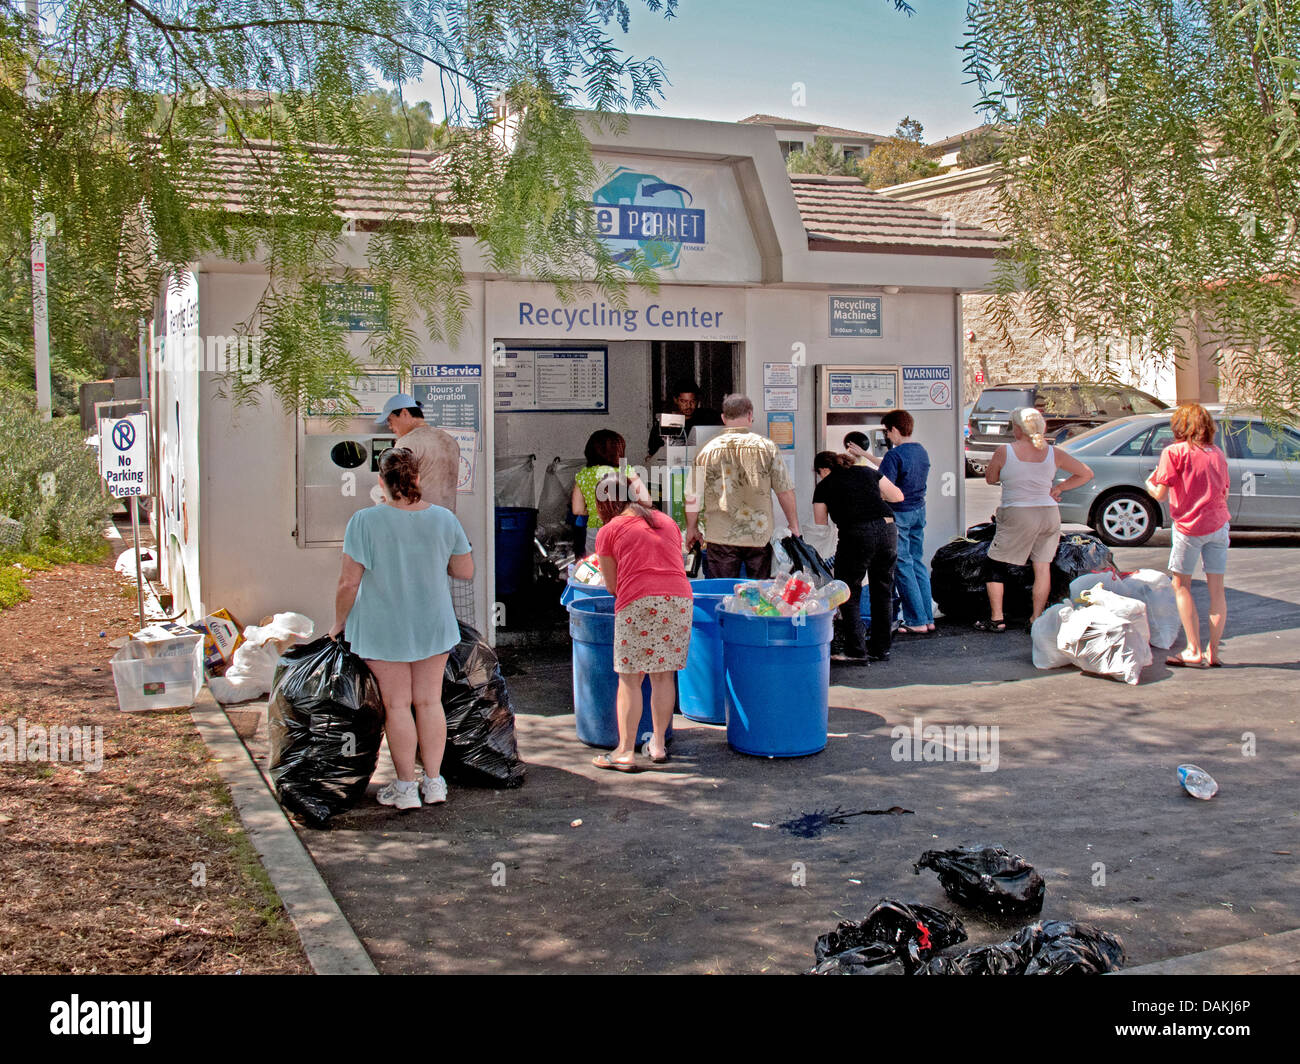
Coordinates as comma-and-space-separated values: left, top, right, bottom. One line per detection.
965, 383, 1167, 475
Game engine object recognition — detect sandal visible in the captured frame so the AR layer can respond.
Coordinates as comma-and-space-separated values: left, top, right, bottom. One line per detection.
592, 754, 641, 773
973, 619, 1007, 633
897, 625, 932, 636
1166, 654, 1208, 669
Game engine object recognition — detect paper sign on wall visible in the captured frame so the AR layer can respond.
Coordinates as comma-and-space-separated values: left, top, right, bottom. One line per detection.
763, 386, 798, 412
767, 412, 795, 449
763, 362, 797, 388
446, 427, 478, 494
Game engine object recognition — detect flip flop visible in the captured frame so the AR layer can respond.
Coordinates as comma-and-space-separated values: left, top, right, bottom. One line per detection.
973, 619, 1007, 633
897, 625, 931, 636
1165, 655, 1208, 668
647, 750, 670, 764
592, 754, 641, 773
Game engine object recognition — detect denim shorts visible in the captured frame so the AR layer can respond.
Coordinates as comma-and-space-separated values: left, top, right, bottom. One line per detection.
1169, 521, 1229, 576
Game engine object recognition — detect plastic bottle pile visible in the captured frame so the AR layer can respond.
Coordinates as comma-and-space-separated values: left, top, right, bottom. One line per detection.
569, 554, 604, 587
720, 572, 850, 618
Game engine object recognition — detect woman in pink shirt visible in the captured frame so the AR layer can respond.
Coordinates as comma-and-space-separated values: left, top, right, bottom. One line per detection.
1146, 403, 1231, 668
591, 471, 693, 771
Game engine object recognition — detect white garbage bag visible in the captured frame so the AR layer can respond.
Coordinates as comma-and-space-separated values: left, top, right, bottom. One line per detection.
1056, 602, 1153, 686
1118, 569, 1181, 649
1068, 570, 1126, 604
209, 612, 315, 704
1031, 603, 1074, 669
1079, 585, 1152, 647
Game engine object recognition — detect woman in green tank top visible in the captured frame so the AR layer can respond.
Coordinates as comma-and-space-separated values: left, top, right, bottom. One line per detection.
571, 430, 633, 556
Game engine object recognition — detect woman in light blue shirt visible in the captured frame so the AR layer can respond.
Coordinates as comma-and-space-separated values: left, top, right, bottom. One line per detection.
329, 448, 474, 810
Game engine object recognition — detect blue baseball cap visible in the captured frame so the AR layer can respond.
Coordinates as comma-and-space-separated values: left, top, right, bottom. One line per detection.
374, 393, 422, 429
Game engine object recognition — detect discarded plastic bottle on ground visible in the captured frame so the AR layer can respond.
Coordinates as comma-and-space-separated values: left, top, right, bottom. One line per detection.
1178, 763, 1218, 800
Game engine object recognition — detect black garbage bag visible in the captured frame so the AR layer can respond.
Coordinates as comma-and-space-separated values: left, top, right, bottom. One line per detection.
815, 899, 967, 963
914, 845, 1046, 916
269, 636, 386, 828
1049, 532, 1115, 599
965, 521, 997, 542
922, 920, 1125, 975
811, 899, 966, 975
441, 623, 526, 789
1020, 920, 1127, 974
931, 538, 1033, 620
781, 534, 835, 586
808, 943, 910, 976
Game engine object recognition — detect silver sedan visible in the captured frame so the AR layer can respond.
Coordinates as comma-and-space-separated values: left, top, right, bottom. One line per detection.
1055, 408, 1300, 546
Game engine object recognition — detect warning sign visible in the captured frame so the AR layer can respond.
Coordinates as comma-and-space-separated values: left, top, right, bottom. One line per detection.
99, 413, 151, 497
901, 366, 953, 411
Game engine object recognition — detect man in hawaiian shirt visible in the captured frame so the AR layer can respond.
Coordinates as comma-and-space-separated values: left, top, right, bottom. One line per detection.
684, 394, 800, 578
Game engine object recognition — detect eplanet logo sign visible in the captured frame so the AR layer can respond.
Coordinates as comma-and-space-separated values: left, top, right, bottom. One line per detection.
592, 168, 706, 270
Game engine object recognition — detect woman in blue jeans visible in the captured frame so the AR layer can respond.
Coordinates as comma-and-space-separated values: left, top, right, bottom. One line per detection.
877, 409, 935, 633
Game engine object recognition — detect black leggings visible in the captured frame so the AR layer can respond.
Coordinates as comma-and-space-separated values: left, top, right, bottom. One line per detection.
833, 521, 898, 657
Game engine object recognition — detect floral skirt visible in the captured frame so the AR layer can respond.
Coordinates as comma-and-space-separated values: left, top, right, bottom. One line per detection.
613, 595, 692, 674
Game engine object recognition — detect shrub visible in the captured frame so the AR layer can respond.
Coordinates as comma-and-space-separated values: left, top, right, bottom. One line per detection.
0, 388, 114, 550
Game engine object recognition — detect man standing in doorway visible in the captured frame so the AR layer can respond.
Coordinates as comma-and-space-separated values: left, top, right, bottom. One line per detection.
646, 380, 722, 461
685, 394, 800, 578
376, 395, 459, 512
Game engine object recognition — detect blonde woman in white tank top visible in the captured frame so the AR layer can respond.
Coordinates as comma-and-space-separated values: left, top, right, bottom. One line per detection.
975, 408, 1094, 630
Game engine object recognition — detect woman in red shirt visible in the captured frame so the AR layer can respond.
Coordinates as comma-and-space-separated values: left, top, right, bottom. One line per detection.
592, 471, 693, 771
1146, 403, 1231, 668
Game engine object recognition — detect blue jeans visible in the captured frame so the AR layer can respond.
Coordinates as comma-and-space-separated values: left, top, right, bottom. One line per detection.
893, 506, 934, 627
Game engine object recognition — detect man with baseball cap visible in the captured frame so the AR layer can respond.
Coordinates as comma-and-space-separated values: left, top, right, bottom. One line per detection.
375, 394, 459, 512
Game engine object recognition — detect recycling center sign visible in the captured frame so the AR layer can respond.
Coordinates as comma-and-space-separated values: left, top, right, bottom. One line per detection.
100, 413, 151, 497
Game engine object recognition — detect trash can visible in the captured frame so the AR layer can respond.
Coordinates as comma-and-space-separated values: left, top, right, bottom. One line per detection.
679, 578, 743, 724
566, 595, 672, 750
718, 609, 834, 757
495, 506, 537, 596
559, 577, 606, 608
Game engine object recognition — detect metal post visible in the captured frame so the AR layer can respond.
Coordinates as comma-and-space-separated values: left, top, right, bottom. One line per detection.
130, 495, 146, 629
27, 0, 51, 421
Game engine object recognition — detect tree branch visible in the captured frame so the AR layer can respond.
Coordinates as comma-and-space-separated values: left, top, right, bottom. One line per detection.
120, 0, 487, 88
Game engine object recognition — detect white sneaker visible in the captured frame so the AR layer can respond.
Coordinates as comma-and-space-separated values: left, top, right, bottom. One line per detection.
419, 773, 448, 805
377, 780, 421, 810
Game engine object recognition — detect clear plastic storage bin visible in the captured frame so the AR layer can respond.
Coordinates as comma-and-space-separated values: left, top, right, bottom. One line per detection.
111, 634, 205, 712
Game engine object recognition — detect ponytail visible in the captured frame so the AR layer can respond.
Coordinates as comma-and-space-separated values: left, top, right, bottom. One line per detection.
380, 447, 422, 502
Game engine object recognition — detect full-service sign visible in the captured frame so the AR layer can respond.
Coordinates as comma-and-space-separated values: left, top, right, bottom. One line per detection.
100, 413, 151, 497
593, 167, 706, 270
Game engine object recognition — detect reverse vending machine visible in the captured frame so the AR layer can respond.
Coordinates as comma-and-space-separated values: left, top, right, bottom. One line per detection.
817, 364, 901, 460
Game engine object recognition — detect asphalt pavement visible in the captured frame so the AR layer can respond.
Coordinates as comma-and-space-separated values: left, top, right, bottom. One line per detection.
249, 478, 1300, 974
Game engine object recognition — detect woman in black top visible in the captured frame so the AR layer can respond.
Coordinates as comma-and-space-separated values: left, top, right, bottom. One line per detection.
812, 451, 905, 663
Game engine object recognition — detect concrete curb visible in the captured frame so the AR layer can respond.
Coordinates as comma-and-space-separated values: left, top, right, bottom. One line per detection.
189, 688, 378, 975
1115, 928, 1300, 975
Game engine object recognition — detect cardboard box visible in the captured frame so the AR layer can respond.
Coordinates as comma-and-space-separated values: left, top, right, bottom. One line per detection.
188, 609, 244, 675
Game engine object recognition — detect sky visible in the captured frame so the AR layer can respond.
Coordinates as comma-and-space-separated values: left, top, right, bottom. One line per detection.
408, 1, 988, 144
581, 0, 983, 143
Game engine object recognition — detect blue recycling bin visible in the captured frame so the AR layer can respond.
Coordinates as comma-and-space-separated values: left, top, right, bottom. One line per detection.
560, 577, 607, 608
567, 595, 673, 750
719, 609, 834, 758
679, 578, 744, 724
494, 507, 537, 597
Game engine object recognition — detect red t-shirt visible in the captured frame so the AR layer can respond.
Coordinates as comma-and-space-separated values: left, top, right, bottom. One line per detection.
1152, 441, 1230, 536
594, 509, 691, 611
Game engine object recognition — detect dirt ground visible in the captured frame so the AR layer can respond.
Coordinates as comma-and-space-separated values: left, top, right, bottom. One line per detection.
0, 542, 309, 974
251, 531, 1300, 974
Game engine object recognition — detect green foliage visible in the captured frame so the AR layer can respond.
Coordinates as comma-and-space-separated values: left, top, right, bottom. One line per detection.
0, 540, 110, 610
785, 135, 862, 177
964, 0, 1300, 417
859, 117, 944, 188
0, 0, 679, 413
0, 387, 114, 549
956, 129, 1001, 168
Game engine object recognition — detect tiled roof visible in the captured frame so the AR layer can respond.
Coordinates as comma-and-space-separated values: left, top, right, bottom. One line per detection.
182, 139, 464, 226
928, 123, 1003, 152
739, 114, 886, 141
789, 174, 1004, 256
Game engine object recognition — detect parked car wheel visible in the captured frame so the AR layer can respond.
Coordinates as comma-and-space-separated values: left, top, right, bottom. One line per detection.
1092, 490, 1158, 547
